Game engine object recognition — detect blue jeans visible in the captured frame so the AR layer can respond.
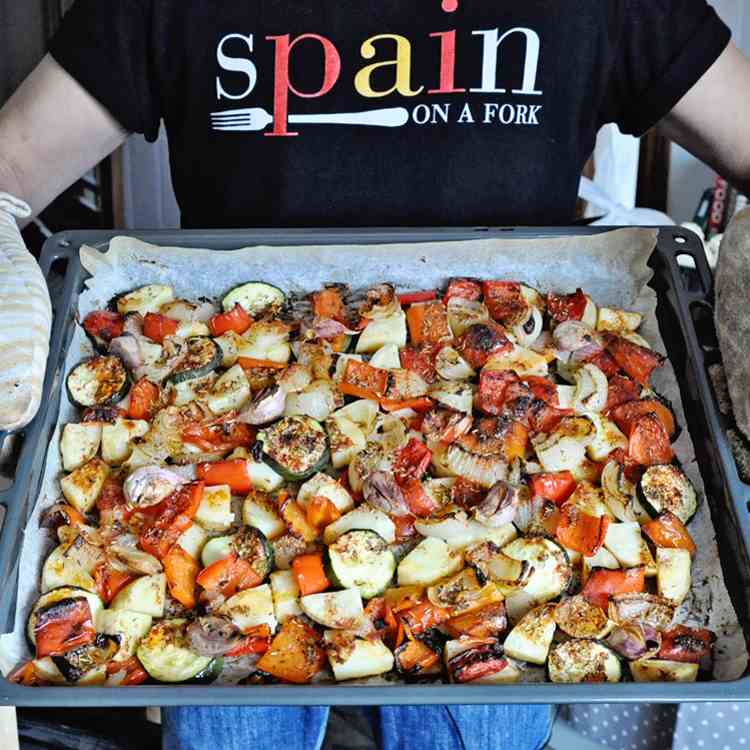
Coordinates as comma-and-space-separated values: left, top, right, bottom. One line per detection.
162, 705, 554, 750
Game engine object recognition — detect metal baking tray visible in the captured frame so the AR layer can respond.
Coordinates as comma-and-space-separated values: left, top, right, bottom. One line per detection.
1, 226, 748, 706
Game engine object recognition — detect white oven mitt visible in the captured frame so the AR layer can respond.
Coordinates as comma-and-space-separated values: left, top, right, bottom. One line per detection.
0, 193, 52, 431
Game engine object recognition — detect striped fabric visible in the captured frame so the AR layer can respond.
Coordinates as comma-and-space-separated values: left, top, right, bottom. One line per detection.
0, 193, 51, 431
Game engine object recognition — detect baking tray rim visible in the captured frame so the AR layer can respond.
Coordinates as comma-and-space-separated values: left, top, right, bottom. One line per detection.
1, 225, 747, 706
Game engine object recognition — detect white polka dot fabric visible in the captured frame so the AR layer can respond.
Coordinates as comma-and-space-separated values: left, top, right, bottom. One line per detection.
564, 703, 750, 749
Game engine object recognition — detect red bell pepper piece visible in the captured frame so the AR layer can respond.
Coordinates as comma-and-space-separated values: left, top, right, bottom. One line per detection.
94, 563, 134, 605
292, 553, 330, 596
398, 290, 439, 305
443, 278, 482, 304
127, 378, 160, 420
406, 301, 451, 344
35, 598, 96, 658
83, 310, 124, 343
482, 281, 527, 325
642, 512, 696, 556
582, 567, 646, 611
399, 478, 438, 518
658, 625, 715, 664
547, 289, 588, 323
628, 414, 674, 466
602, 333, 665, 387
196, 459, 252, 495
209, 303, 253, 336
339, 359, 389, 400
529, 471, 577, 505
142, 313, 179, 343
393, 438, 432, 482
556, 503, 610, 556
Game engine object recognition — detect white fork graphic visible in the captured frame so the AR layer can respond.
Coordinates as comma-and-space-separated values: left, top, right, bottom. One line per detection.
211, 106, 409, 132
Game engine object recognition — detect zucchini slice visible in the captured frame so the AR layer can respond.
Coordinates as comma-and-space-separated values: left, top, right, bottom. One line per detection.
301, 589, 364, 630
324, 630, 394, 681
638, 465, 698, 524
137, 618, 216, 683
398, 537, 463, 587
222, 282, 285, 316
260, 416, 329, 481
115, 284, 174, 317
26, 587, 103, 648
233, 526, 275, 581
553, 594, 614, 639
169, 337, 222, 385
328, 530, 396, 598
67, 356, 129, 408
503, 603, 557, 665
548, 640, 622, 683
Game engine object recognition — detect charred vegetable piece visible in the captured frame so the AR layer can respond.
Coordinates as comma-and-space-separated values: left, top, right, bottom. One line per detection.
444, 601, 508, 639
628, 414, 673, 466
658, 625, 715, 667
447, 640, 507, 683
406, 301, 451, 344
52, 633, 119, 683
482, 281, 528, 326
394, 637, 441, 677
457, 322, 512, 369
67, 356, 129, 409
547, 289, 588, 323
233, 526, 275, 581
609, 397, 676, 439
34, 597, 97, 658
556, 504, 610, 557
444, 278, 482, 304
339, 359, 389, 400
602, 334, 665, 387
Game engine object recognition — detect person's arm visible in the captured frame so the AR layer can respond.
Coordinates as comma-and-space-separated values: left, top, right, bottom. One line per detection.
0, 54, 129, 225
659, 42, 750, 196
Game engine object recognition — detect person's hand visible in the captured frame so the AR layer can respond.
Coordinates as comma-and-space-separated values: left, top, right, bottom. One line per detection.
0, 193, 52, 431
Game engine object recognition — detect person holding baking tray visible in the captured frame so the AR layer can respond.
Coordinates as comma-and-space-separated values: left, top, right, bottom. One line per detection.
2, 1, 750, 749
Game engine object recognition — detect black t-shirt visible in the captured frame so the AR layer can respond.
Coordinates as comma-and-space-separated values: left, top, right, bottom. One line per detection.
50, 0, 730, 228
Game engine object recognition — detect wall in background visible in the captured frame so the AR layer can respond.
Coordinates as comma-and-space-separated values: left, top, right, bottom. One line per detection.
667, 0, 748, 222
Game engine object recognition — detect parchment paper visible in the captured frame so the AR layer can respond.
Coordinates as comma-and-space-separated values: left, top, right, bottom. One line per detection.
1, 229, 746, 682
